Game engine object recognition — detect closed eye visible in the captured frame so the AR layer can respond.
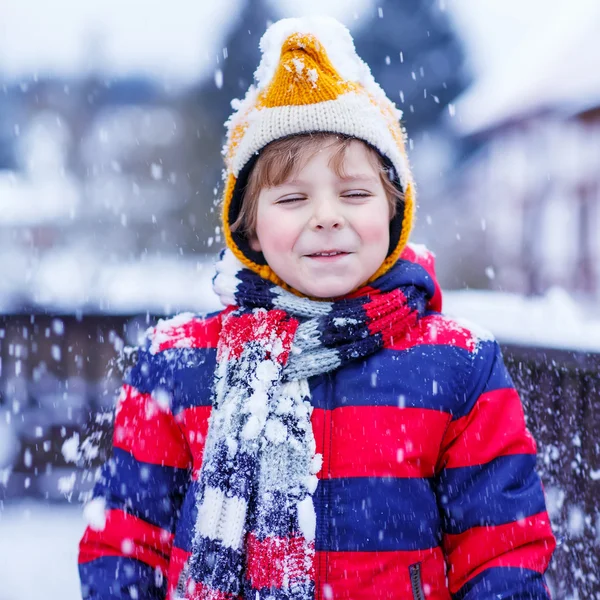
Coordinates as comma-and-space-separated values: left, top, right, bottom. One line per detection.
276, 196, 305, 204
343, 191, 372, 198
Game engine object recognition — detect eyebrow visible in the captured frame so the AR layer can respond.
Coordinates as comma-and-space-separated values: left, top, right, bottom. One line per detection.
282, 174, 379, 186
337, 174, 380, 183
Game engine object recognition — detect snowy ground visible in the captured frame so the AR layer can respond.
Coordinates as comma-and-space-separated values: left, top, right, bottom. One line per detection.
0, 500, 86, 600
445, 287, 600, 352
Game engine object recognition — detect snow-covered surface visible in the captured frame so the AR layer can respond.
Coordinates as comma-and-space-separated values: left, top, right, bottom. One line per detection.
0, 254, 222, 315
0, 500, 86, 600
447, 0, 551, 78
0, 0, 243, 82
271, 0, 371, 24
451, 0, 600, 134
4, 0, 590, 128
0, 173, 80, 226
0, 0, 373, 82
296, 495, 316, 542
445, 287, 600, 353
0, 0, 557, 84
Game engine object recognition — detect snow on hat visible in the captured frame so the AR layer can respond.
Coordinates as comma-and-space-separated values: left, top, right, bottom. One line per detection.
221, 16, 416, 289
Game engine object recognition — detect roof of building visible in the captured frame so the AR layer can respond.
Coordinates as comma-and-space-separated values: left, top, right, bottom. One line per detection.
452, 0, 600, 135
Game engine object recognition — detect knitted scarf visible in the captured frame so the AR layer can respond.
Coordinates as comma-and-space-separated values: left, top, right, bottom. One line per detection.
181, 250, 428, 600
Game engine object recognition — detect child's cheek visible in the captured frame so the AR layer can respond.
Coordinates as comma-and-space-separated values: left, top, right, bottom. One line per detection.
258, 211, 297, 253
358, 215, 390, 245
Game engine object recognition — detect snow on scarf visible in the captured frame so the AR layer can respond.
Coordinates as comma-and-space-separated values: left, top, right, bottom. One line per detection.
181, 249, 427, 600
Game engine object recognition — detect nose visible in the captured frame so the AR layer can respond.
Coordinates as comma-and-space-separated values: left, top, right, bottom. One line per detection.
309, 196, 345, 231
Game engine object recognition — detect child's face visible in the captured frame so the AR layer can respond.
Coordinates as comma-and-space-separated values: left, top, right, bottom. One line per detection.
249, 140, 391, 298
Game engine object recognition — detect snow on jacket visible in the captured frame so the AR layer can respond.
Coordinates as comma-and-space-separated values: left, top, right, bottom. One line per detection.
79, 247, 556, 599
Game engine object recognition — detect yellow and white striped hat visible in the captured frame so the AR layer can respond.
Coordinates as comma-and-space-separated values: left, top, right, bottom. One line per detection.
221, 16, 416, 288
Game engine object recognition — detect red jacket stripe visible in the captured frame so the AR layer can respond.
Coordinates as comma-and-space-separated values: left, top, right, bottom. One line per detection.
312, 406, 450, 479
175, 406, 211, 474
113, 384, 192, 470
79, 509, 174, 572
443, 511, 555, 593
438, 388, 537, 471
315, 547, 450, 600
152, 312, 225, 353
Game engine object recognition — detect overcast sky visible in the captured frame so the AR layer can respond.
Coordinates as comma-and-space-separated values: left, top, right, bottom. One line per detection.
0, 0, 562, 83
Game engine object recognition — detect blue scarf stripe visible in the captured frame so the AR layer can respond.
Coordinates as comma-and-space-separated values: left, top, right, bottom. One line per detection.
247, 490, 301, 539
320, 299, 371, 346
402, 284, 428, 315
234, 268, 279, 309
203, 443, 257, 502
335, 332, 383, 364
242, 581, 316, 600
188, 536, 245, 595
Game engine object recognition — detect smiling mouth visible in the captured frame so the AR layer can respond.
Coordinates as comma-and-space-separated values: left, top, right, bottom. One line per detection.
306, 251, 351, 260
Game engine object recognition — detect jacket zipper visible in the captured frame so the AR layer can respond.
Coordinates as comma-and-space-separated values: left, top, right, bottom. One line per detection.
409, 562, 425, 600
318, 374, 334, 600
175, 558, 190, 600
326, 375, 334, 599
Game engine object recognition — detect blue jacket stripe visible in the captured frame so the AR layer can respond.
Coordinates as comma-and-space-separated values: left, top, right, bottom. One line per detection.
453, 566, 551, 600
79, 556, 167, 599
125, 348, 176, 394
314, 477, 441, 552
436, 454, 547, 535
174, 479, 199, 552
481, 348, 515, 395
309, 346, 472, 413
454, 340, 511, 420
125, 346, 217, 414
96, 447, 189, 533
171, 348, 217, 414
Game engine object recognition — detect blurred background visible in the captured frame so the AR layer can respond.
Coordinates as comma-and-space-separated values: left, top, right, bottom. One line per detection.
0, 0, 599, 598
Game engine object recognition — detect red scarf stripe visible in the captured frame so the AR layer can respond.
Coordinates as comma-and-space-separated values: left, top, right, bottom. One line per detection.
362, 289, 419, 348
246, 532, 315, 590
218, 310, 300, 364
185, 580, 239, 600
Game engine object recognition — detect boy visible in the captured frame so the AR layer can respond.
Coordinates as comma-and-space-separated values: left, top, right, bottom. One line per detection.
79, 16, 556, 600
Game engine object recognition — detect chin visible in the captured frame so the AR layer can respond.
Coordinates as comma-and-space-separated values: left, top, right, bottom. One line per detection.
302, 283, 356, 299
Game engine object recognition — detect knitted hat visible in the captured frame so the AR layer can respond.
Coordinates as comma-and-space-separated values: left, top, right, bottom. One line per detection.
221, 16, 416, 290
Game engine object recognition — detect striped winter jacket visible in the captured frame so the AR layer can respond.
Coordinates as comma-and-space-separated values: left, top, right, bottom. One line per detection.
79, 250, 556, 600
